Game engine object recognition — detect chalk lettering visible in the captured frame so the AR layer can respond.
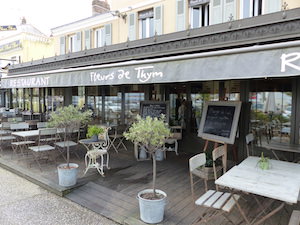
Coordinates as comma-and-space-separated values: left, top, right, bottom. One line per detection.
281, 52, 300, 72
135, 66, 163, 83
117, 69, 130, 79
90, 71, 114, 82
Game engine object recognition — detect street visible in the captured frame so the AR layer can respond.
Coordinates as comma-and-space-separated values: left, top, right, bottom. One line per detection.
0, 167, 118, 225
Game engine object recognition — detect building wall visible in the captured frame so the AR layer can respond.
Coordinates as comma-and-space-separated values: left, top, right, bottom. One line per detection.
52, 0, 300, 56
0, 28, 54, 64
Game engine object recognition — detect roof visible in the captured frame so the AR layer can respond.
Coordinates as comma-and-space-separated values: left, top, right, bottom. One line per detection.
0, 23, 47, 39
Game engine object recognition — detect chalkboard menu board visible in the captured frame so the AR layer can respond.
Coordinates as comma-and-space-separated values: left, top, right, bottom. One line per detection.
198, 101, 241, 144
140, 101, 169, 122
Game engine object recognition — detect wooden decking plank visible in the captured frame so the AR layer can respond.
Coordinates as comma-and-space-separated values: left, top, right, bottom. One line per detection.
66, 191, 128, 224
123, 166, 186, 197
68, 184, 137, 216
85, 182, 137, 206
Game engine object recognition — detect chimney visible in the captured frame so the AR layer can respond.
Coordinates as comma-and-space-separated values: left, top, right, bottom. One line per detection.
21, 17, 27, 25
92, 0, 110, 16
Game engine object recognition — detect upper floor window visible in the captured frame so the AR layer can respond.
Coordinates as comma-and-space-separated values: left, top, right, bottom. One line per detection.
252, 0, 262, 16
240, 0, 281, 19
67, 32, 81, 53
94, 27, 105, 48
139, 9, 154, 39
190, 0, 210, 28
68, 34, 76, 53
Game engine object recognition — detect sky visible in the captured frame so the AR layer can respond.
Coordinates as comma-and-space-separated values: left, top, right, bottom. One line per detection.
0, 0, 97, 36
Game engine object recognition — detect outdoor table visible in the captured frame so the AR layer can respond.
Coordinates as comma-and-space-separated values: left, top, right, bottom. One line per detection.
262, 141, 300, 161
215, 156, 300, 224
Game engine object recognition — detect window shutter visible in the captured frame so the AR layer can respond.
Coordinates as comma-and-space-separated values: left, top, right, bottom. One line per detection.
264, 0, 281, 14
154, 5, 163, 35
210, 0, 223, 25
101, 28, 105, 47
128, 13, 136, 41
176, 0, 186, 31
223, 0, 236, 22
75, 32, 82, 52
105, 24, 112, 45
84, 30, 91, 50
241, 0, 250, 18
60, 36, 65, 55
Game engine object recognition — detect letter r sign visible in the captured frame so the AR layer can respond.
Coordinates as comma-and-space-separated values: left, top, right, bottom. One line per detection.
281, 53, 300, 72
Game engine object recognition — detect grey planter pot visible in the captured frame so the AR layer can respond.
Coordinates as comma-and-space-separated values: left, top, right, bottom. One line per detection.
57, 163, 79, 187
137, 189, 167, 224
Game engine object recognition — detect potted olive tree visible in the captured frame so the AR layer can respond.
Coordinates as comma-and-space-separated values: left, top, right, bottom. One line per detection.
48, 105, 92, 187
124, 115, 171, 224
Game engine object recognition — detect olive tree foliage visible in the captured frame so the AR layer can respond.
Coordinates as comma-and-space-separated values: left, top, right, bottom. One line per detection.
124, 115, 171, 196
48, 105, 93, 167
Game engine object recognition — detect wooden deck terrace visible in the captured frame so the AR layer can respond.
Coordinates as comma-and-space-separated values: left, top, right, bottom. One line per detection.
0, 141, 298, 225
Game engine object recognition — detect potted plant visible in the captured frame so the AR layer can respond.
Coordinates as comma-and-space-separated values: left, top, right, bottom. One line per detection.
257, 152, 270, 170
86, 125, 105, 141
196, 150, 222, 180
48, 105, 92, 187
124, 115, 171, 224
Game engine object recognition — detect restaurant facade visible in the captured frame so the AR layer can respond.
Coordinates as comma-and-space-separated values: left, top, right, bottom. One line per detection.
2, 4, 300, 158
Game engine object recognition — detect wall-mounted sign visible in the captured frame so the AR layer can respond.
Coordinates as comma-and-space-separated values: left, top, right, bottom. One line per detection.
0, 25, 17, 31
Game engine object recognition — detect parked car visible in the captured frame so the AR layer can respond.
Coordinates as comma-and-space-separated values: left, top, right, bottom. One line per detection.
283, 106, 292, 118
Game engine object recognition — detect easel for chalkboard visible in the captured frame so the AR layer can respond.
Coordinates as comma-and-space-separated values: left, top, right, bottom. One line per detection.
203, 138, 228, 172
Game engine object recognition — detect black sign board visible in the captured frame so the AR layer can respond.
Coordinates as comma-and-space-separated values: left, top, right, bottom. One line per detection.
198, 101, 241, 144
140, 101, 169, 122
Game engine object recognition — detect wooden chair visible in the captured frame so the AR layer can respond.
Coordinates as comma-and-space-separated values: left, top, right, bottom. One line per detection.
288, 210, 300, 225
245, 133, 255, 157
189, 153, 207, 201
193, 145, 242, 225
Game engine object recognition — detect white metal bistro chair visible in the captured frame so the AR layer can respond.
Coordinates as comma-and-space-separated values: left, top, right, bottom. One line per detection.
28, 128, 57, 171
84, 127, 111, 176
192, 145, 243, 225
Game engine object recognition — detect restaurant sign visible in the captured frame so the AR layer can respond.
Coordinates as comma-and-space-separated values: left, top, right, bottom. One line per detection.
2, 45, 300, 89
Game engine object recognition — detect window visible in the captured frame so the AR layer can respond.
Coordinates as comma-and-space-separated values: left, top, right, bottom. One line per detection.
139, 9, 154, 39
190, 2, 210, 28
252, 0, 262, 16
240, 0, 281, 19
68, 34, 76, 53
94, 27, 105, 48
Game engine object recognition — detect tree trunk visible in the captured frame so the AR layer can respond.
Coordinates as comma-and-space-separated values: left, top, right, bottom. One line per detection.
152, 152, 157, 196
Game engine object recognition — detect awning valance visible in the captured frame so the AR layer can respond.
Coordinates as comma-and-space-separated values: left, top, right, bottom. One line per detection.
2, 41, 300, 89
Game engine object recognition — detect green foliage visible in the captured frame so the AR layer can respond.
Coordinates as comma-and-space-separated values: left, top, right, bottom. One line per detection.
124, 115, 171, 196
86, 125, 105, 138
47, 105, 92, 168
48, 105, 92, 130
258, 152, 270, 170
124, 115, 171, 153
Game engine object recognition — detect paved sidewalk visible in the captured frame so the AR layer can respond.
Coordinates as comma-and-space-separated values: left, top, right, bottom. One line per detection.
0, 167, 119, 225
